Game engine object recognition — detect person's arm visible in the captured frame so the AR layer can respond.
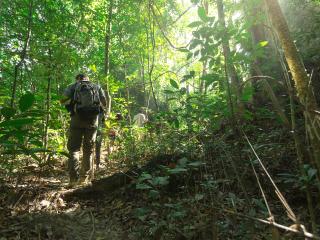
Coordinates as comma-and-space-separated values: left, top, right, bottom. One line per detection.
60, 84, 75, 105
60, 97, 71, 105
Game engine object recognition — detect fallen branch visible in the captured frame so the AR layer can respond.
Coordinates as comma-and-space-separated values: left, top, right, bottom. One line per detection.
61, 154, 180, 200
61, 171, 134, 200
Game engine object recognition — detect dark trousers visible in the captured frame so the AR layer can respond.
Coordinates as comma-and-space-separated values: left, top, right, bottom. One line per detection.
67, 127, 97, 180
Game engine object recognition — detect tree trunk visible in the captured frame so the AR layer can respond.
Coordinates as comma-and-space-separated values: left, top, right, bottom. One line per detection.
243, 0, 268, 106
104, 0, 113, 114
263, 0, 320, 177
123, 63, 132, 124
263, 0, 316, 106
200, 1, 208, 95
216, 0, 243, 114
147, 2, 159, 110
43, 47, 52, 163
264, 0, 319, 232
139, 54, 148, 107
253, 68, 290, 128
10, 0, 33, 107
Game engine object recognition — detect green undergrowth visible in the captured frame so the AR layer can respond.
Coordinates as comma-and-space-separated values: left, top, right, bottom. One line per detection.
117, 116, 318, 239
1, 101, 319, 239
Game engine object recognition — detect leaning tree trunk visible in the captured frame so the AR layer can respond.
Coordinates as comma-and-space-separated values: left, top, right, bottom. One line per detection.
104, 0, 113, 114
263, 0, 320, 175
264, 0, 319, 232
263, 0, 315, 104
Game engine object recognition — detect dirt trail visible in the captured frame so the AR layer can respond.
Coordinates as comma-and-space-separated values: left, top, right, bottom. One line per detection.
0, 151, 138, 240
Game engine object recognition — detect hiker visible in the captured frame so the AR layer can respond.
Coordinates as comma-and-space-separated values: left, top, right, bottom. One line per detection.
62, 73, 107, 185
133, 110, 148, 141
133, 112, 147, 127
107, 112, 123, 154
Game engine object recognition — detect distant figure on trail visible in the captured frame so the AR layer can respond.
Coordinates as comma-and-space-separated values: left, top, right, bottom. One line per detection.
133, 112, 147, 127
107, 112, 123, 154
133, 110, 148, 141
61, 73, 107, 186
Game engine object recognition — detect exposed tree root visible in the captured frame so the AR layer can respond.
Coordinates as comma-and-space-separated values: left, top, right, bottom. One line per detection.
61, 154, 181, 200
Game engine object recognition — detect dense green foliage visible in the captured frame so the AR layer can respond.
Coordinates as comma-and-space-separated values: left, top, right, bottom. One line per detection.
1, 0, 320, 238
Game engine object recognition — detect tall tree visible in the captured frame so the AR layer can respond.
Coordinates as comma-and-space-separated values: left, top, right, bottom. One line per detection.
104, 0, 114, 114
10, 0, 33, 107
242, 0, 290, 127
216, 0, 243, 114
263, 0, 320, 190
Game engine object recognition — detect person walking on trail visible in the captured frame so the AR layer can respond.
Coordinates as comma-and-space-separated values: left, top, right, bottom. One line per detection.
62, 73, 107, 185
133, 110, 148, 141
133, 112, 147, 127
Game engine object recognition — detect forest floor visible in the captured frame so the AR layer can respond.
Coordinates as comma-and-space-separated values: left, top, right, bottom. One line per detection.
0, 121, 317, 239
0, 151, 138, 240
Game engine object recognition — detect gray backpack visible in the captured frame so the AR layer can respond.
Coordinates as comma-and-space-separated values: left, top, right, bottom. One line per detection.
73, 81, 101, 118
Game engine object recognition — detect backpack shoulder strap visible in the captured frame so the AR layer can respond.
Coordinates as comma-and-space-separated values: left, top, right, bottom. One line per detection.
73, 81, 84, 102
91, 83, 101, 103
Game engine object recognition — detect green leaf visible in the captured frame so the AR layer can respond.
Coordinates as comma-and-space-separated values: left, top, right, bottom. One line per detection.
178, 157, 188, 167
150, 176, 169, 186
148, 190, 160, 199
136, 183, 152, 190
180, 87, 187, 95
173, 118, 180, 129
28, 148, 50, 153
182, 74, 192, 82
209, 59, 215, 68
1, 107, 16, 118
0, 118, 35, 128
241, 85, 253, 102
168, 167, 187, 174
164, 89, 175, 94
133, 207, 150, 221
198, 7, 208, 22
188, 161, 205, 167
188, 21, 203, 28
307, 168, 317, 179
189, 39, 202, 50
259, 41, 269, 47
138, 173, 152, 182
195, 193, 204, 201
177, 48, 189, 53
170, 210, 186, 219
243, 110, 253, 121
19, 92, 35, 112
170, 79, 179, 89
194, 50, 200, 57
89, 64, 97, 72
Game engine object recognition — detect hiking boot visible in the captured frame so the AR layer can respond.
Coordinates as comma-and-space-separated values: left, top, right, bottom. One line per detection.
78, 175, 89, 185
68, 175, 79, 188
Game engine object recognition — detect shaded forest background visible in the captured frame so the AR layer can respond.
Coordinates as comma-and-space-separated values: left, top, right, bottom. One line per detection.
1, 0, 320, 239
